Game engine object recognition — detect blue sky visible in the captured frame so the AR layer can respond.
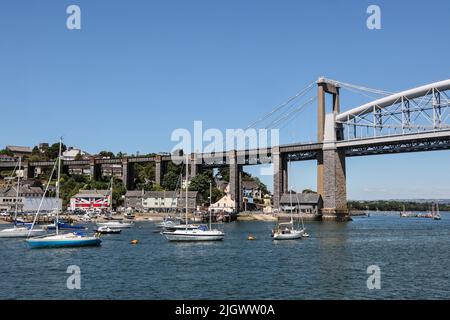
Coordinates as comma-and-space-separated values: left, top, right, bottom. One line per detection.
1, 0, 450, 199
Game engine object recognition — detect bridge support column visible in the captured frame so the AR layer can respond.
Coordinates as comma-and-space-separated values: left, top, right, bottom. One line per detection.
122, 158, 135, 190
22, 161, 35, 180
62, 165, 70, 176
155, 158, 162, 185
155, 157, 167, 186
228, 150, 242, 212
318, 113, 349, 221
190, 153, 202, 179
272, 146, 287, 209
90, 159, 102, 181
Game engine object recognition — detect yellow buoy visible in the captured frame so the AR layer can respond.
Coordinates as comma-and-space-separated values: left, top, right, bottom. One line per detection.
130, 240, 139, 245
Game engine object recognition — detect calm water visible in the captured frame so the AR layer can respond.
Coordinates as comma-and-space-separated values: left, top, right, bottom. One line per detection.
1, 212, 450, 299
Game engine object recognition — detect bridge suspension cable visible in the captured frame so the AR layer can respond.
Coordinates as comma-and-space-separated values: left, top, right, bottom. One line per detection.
245, 81, 316, 130
265, 96, 317, 130
319, 77, 393, 96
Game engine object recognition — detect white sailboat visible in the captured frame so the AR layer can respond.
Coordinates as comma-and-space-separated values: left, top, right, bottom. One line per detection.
26, 138, 101, 248
271, 159, 306, 240
0, 157, 46, 238
163, 156, 224, 241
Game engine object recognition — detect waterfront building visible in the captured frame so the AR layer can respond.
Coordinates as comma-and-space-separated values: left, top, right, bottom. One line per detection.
242, 180, 263, 200
124, 190, 145, 211
70, 190, 111, 212
279, 192, 322, 214
5, 146, 32, 157
138, 191, 198, 212
0, 184, 60, 212
210, 193, 235, 213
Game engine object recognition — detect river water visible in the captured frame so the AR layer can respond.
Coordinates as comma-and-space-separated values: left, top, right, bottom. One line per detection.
1, 212, 449, 299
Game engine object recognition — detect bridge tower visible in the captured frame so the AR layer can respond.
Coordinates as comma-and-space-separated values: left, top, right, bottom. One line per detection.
228, 150, 243, 212
155, 156, 167, 186
122, 158, 135, 190
316, 77, 349, 220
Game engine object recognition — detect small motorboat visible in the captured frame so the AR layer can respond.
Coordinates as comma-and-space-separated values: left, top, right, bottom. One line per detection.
96, 226, 121, 234
155, 217, 181, 229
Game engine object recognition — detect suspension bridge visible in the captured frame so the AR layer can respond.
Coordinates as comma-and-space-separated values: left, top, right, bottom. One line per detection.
1, 77, 450, 220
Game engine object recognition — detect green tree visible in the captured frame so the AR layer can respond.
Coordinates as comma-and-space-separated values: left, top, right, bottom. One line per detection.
74, 153, 84, 161
0, 149, 14, 157
216, 167, 229, 182
162, 171, 180, 190
98, 151, 115, 158
189, 172, 214, 203
45, 142, 67, 160
152, 183, 164, 191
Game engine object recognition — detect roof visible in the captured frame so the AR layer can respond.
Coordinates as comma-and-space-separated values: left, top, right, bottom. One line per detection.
242, 180, 260, 189
6, 146, 32, 153
73, 190, 110, 198
279, 192, 321, 204
0, 185, 44, 197
141, 191, 198, 198
125, 190, 145, 197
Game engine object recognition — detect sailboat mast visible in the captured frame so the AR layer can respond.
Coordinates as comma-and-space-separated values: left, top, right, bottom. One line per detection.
289, 159, 293, 222
185, 154, 188, 229
13, 157, 22, 224
289, 187, 293, 221
110, 176, 113, 212
209, 181, 212, 231
56, 138, 62, 235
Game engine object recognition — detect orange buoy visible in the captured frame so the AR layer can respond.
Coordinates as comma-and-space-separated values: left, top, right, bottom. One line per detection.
130, 240, 139, 245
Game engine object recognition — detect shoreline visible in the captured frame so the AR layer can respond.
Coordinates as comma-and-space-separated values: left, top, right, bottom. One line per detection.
1, 210, 443, 225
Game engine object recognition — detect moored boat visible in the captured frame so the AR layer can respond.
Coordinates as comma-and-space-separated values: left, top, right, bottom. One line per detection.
0, 157, 46, 238
27, 232, 101, 248
163, 156, 224, 242
0, 226, 45, 238
96, 221, 133, 229
45, 222, 87, 231
163, 225, 224, 241
96, 226, 121, 234
26, 138, 101, 249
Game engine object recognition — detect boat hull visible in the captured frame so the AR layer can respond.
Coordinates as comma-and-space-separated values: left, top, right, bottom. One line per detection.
272, 230, 304, 240
96, 222, 133, 229
163, 230, 224, 241
26, 236, 101, 248
0, 228, 46, 238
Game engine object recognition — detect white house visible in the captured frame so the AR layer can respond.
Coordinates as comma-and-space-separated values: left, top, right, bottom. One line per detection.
62, 147, 90, 161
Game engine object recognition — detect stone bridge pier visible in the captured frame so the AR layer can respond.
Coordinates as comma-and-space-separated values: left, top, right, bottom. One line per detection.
228, 150, 243, 211
316, 78, 349, 221
272, 146, 288, 210
155, 156, 168, 186
122, 158, 135, 190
